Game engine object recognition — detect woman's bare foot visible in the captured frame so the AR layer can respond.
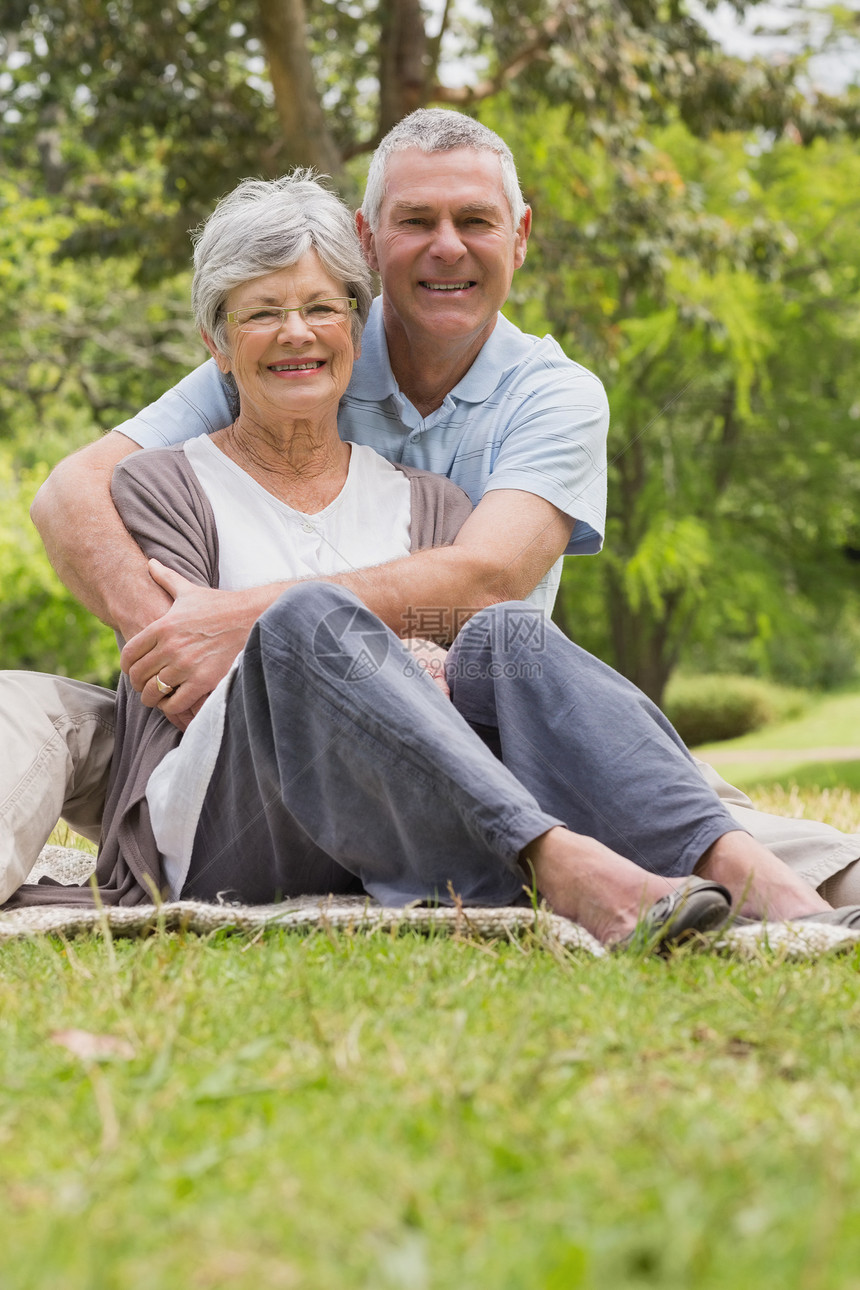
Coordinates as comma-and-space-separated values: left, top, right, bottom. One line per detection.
695, 830, 831, 921
523, 827, 685, 946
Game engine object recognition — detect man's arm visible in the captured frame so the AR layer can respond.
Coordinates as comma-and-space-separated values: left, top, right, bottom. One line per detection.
31, 360, 233, 639
123, 489, 573, 716
30, 431, 173, 639
335, 488, 573, 635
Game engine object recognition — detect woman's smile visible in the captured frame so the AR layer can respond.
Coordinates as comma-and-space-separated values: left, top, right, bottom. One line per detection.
268, 359, 326, 374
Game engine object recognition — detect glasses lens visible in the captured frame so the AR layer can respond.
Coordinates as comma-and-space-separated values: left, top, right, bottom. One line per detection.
300, 299, 350, 325
234, 308, 286, 332
231, 299, 353, 332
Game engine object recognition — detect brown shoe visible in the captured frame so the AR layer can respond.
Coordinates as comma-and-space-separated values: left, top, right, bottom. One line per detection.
615, 876, 732, 953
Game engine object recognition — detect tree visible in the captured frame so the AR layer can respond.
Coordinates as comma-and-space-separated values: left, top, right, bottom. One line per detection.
3, 0, 856, 274
496, 101, 860, 700
0, 454, 118, 681
2, 1, 859, 693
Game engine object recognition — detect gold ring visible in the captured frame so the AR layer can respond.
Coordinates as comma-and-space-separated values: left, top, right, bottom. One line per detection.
155, 673, 175, 696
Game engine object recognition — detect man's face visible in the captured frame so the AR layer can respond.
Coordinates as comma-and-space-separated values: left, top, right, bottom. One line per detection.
359, 147, 530, 353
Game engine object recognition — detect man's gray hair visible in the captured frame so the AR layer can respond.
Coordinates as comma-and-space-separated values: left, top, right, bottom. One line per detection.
192, 170, 373, 354
361, 108, 527, 232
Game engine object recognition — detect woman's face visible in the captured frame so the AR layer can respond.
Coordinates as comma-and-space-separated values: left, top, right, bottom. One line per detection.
211, 251, 358, 425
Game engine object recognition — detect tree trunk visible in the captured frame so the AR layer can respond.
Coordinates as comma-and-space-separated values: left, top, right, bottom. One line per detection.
377, 0, 430, 136
256, 0, 344, 176
605, 567, 685, 708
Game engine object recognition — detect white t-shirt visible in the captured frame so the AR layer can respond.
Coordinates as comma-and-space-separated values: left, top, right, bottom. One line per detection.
146, 437, 412, 898
184, 434, 411, 588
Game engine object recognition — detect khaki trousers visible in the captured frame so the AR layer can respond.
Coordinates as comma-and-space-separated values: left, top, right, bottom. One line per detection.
0, 672, 115, 903
696, 759, 860, 892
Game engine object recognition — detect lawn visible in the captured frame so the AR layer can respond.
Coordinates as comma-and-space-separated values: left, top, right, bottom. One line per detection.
694, 689, 860, 801
699, 690, 860, 754
3, 927, 860, 1290
5, 695, 859, 1288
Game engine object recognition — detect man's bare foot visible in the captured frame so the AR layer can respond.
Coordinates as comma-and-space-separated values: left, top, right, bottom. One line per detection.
523, 827, 685, 946
695, 830, 831, 921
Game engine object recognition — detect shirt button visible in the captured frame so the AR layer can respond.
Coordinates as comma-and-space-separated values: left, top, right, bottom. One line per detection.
301, 522, 315, 533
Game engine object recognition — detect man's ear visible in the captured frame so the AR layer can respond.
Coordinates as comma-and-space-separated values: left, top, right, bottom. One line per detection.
513, 206, 532, 271
202, 331, 232, 375
355, 210, 379, 272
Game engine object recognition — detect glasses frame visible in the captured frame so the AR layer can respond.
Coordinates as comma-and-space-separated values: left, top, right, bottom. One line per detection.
225, 297, 358, 332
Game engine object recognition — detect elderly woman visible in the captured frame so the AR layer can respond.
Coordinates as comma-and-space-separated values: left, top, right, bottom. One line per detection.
9, 173, 845, 946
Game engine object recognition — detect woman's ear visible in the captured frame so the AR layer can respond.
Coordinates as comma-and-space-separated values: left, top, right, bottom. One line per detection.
202, 331, 232, 375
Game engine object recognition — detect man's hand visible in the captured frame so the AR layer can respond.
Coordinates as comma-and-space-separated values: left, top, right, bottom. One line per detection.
120, 560, 281, 721
403, 638, 450, 697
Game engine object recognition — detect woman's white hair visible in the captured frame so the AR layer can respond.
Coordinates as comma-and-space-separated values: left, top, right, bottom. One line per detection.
360, 108, 527, 232
191, 170, 373, 354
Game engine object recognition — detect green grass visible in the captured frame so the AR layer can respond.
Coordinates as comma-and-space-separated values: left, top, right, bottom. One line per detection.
715, 758, 860, 796
695, 688, 860, 800
3, 927, 860, 1290
47, 822, 97, 855
20, 691, 858, 1287
750, 785, 860, 838
697, 689, 860, 756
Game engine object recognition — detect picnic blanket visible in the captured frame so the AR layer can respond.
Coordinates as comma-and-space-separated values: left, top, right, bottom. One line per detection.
2, 845, 860, 962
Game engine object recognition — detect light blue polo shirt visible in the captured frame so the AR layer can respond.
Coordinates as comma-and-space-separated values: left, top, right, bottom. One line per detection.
115, 298, 608, 610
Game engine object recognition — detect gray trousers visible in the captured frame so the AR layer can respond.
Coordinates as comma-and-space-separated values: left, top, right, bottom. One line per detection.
2, 600, 859, 904
182, 586, 737, 905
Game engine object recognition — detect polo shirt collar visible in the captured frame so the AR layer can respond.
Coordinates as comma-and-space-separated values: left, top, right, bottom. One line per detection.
348, 298, 533, 405
348, 299, 397, 400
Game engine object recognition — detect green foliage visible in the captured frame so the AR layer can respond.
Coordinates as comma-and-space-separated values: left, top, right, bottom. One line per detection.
679, 685, 860, 792
0, 173, 199, 677
4, 2, 857, 271
0, 176, 203, 450
0, 455, 117, 682
700, 686, 860, 754
0, 0, 280, 277
663, 672, 807, 745
501, 99, 860, 699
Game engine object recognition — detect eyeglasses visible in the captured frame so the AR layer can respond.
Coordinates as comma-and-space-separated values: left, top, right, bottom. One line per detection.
225, 297, 357, 333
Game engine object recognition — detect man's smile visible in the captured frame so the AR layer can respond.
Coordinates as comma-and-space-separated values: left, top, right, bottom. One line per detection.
419, 281, 475, 291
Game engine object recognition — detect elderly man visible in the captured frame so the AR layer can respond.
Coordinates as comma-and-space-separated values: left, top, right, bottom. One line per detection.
5, 108, 860, 905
